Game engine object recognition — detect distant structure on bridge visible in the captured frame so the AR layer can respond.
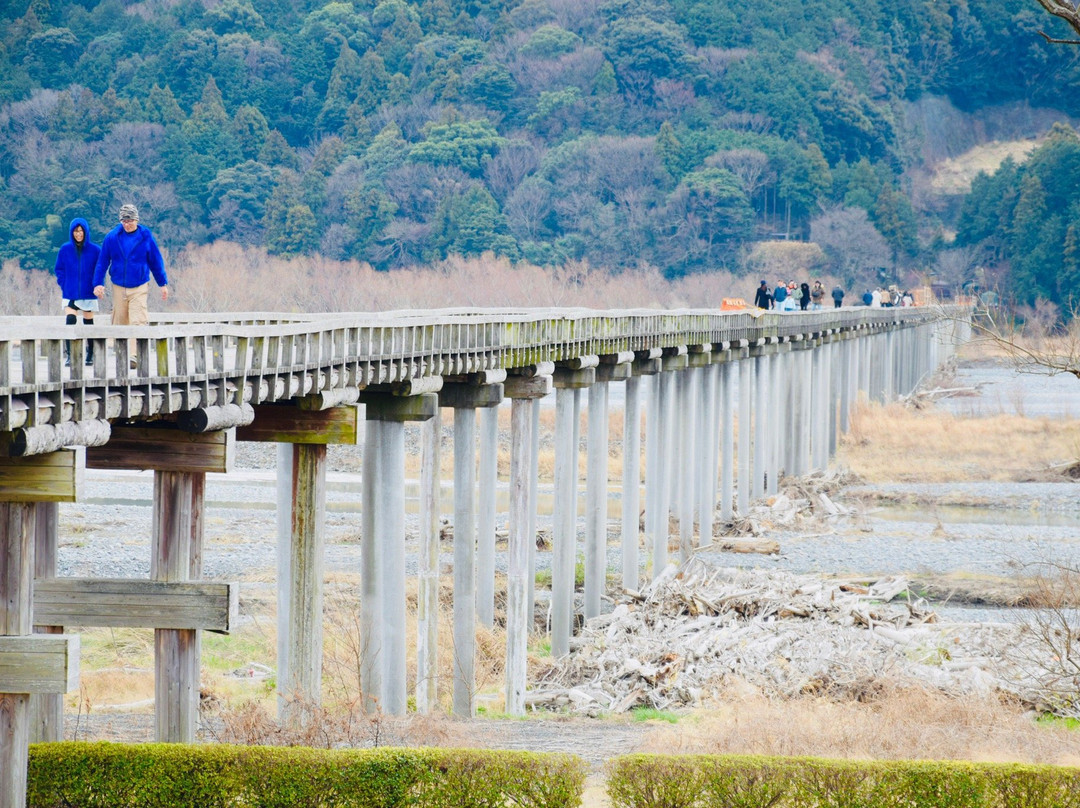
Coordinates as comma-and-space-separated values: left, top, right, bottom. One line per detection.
0, 305, 968, 806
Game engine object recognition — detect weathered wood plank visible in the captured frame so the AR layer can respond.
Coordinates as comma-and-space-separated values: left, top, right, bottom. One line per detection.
86, 427, 233, 474
0, 450, 82, 503
237, 404, 359, 444
33, 579, 237, 633
0, 635, 79, 694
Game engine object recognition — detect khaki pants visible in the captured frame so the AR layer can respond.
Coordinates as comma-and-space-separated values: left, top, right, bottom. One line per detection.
112, 283, 149, 365
111, 282, 149, 326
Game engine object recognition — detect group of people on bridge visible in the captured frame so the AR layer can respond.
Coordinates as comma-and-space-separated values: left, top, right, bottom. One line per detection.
53, 204, 169, 365
754, 279, 845, 311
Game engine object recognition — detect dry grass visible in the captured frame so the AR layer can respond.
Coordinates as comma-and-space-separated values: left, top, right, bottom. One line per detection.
839, 399, 1080, 482
641, 685, 1080, 765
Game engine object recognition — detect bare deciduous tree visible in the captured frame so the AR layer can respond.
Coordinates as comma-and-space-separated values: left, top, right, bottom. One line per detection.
1034, 0, 1080, 43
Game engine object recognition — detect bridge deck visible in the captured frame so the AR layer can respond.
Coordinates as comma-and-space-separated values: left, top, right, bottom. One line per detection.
0, 307, 957, 431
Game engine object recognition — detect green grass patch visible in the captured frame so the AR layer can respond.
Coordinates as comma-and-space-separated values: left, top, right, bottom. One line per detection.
632, 707, 679, 724
1036, 713, 1080, 730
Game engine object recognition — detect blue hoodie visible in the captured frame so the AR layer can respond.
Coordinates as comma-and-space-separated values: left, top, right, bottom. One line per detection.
93, 222, 167, 290
54, 218, 101, 301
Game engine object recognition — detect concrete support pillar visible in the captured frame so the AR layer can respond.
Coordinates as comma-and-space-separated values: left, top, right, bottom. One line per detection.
153, 469, 206, 742
416, 410, 440, 714
360, 429, 382, 714
798, 345, 813, 476
505, 397, 534, 716
552, 370, 588, 656
859, 331, 872, 403
698, 363, 720, 545
476, 405, 499, 628
678, 369, 697, 561
811, 343, 828, 472
621, 375, 642, 590
502, 370, 550, 714
884, 331, 895, 402
785, 348, 801, 478
584, 381, 609, 619
767, 350, 783, 494
753, 352, 769, 499
0, 502, 35, 808
527, 398, 541, 625
439, 382, 502, 717
452, 407, 477, 715
644, 374, 662, 578
30, 502, 61, 743
842, 337, 857, 434
827, 339, 839, 457
658, 370, 677, 566
720, 360, 735, 522
377, 420, 408, 715
737, 357, 752, 514
275, 444, 292, 717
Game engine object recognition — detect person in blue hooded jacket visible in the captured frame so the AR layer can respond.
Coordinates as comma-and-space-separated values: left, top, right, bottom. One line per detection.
54, 217, 101, 366
93, 203, 169, 328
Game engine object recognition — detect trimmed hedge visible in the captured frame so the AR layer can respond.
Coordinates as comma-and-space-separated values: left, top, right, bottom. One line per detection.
605, 754, 1080, 808
27, 743, 587, 808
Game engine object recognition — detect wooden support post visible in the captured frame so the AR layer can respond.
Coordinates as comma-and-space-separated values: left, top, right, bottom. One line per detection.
30, 501, 61, 743
152, 469, 204, 743
0, 448, 83, 808
0, 502, 34, 808
281, 443, 325, 727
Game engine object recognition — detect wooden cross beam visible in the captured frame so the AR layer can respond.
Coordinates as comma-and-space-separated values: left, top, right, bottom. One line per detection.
0, 635, 79, 694
33, 579, 238, 634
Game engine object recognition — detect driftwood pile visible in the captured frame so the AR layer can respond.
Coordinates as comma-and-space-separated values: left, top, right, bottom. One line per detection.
527, 558, 1051, 715
719, 470, 860, 538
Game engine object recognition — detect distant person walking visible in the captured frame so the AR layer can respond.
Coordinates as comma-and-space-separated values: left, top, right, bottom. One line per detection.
811, 280, 825, 310
54, 217, 100, 366
94, 204, 168, 365
773, 282, 788, 310
799, 282, 811, 310
754, 280, 772, 309
862, 290, 873, 306
831, 284, 845, 308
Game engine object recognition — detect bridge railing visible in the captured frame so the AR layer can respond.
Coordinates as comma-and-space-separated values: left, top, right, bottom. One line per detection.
0, 306, 966, 431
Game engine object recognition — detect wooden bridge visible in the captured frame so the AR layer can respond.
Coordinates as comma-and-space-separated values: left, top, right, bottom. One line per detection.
0, 305, 968, 807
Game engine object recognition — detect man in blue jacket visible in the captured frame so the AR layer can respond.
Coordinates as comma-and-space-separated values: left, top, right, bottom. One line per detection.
54, 217, 101, 366
93, 203, 169, 328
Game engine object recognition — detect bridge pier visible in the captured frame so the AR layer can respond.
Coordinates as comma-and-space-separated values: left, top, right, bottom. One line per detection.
239, 404, 359, 724
442, 380, 503, 716
621, 371, 643, 590
677, 365, 698, 561
720, 356, 736, 522
642, 365, 662, 579
737, 356, 752, 515
585, 379, 609, 619
416, 407, 441, 714
477, 404, 499, 629
503, 370, 551, 715
551, 365, 590, 657
361, 393, 438, 716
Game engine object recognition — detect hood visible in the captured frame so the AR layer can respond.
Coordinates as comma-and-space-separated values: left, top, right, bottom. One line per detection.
69, 217, 91, 243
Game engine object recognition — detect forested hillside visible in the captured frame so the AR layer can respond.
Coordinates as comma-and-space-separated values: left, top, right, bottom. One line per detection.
0, 0, 1075, 293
